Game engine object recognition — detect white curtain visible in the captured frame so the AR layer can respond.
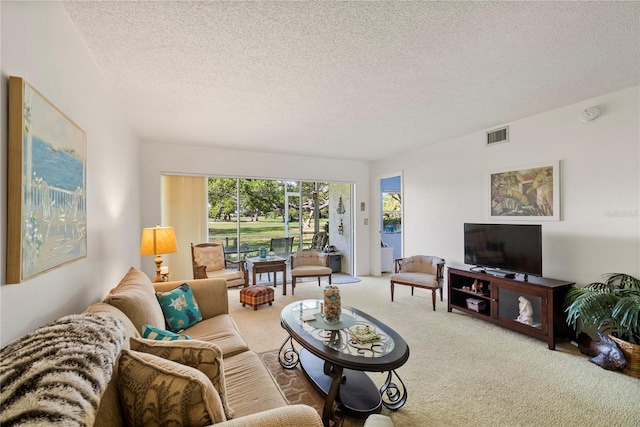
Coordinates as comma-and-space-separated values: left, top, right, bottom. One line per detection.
162, 175, 207, 281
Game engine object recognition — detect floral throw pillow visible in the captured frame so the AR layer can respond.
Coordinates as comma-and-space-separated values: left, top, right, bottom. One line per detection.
156, 283, 203, 332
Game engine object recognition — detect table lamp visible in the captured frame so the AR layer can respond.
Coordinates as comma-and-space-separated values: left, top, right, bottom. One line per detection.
140, 225, 178, 282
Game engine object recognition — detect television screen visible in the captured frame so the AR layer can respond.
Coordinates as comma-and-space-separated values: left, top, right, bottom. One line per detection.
464, 223, 542, 276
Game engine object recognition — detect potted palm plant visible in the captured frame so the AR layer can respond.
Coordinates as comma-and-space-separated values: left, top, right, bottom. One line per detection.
565, 273, 640, 378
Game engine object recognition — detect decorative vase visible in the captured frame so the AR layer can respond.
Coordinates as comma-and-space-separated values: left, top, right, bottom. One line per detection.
258, 246, 267, 259
323, 285, 341, 324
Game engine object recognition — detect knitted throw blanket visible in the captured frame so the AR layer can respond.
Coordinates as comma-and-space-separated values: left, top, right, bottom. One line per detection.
0, 313, 125, 427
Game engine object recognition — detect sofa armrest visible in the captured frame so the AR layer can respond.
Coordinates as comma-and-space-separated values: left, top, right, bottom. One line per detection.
211, 405, 322, 427
154, 278, 229, 319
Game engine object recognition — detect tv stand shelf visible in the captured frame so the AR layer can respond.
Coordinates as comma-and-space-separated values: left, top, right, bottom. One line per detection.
447, 267, 574, 349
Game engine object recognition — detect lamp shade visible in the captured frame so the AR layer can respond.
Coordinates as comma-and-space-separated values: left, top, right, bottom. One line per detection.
140, 226, 178, 256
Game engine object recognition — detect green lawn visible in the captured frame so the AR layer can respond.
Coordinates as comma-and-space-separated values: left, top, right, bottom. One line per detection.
208, 217, 327, 254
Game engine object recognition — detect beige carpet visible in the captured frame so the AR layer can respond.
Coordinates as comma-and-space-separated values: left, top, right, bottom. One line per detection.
229, 275, 640, 426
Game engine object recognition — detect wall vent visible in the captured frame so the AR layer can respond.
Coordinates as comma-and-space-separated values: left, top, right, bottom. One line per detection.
486, 126, 509, 146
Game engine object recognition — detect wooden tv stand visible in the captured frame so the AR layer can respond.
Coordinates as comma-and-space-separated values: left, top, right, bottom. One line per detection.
447, 267, 574, 349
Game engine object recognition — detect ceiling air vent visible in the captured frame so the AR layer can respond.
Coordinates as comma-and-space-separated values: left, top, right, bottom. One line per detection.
486, 126, 509, 146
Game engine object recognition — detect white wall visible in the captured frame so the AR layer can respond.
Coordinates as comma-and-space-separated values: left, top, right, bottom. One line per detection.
0, 1, 141, 347
139, 142, 371, 277
371, 86, 640, 286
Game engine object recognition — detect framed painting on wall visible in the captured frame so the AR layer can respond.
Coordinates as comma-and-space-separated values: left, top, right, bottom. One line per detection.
6, 77, 87, 283
489, 161, 560, 221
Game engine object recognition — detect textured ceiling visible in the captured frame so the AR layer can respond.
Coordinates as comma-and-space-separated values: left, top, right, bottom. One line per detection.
63, 1, 640, 161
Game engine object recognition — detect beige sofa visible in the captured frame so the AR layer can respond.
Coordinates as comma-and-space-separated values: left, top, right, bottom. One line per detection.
85, 267, 323, 427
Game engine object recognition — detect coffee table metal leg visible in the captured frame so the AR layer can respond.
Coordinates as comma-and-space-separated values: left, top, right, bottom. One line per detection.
380, 369, 407, 410
322, 362, 344, 427
278, 336, 299, 369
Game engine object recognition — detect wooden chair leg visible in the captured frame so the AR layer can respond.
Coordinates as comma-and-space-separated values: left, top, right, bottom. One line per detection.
317, 277, 321, 286
431, 290, 437, 311
328, 275, 332, 285
390, 282, 395, 301
439, 287, 443, 301
411, 286, 414, 296
292, 277, 296, 295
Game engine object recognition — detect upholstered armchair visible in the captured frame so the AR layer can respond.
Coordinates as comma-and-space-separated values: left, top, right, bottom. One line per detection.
390, 255, 445, 311
191, 242, 249, 288
290, 251, 332, 295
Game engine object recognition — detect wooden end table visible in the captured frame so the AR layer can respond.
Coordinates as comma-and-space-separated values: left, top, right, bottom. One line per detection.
246, 256, 288, 295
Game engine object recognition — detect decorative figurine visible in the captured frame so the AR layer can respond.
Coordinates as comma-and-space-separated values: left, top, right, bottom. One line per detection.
471, 280, 483, 293
516, 296, 534, 325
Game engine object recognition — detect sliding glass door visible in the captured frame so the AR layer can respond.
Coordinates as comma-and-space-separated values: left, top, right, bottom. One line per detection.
207, 178, 330, 259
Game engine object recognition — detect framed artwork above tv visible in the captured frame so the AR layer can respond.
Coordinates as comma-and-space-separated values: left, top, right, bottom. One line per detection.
489, 161, 560, 221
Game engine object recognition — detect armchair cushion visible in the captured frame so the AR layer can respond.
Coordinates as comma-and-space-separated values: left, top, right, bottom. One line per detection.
398, 255, 441, 275
291, 251, 329, 268
389, 272, 439, 287
193, 244, 226, 272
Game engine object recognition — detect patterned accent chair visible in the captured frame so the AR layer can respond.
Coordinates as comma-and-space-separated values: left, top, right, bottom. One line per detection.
390, 255, 445, 311
306, 231, 329, 252
191, 242, 249, 288
290, 251, 332, 295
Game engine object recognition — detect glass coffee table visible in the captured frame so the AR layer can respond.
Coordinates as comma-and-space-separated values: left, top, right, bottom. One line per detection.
279, 300, 409, 427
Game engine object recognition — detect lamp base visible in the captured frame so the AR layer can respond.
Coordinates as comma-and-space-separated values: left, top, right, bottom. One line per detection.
154, 256, 164, 283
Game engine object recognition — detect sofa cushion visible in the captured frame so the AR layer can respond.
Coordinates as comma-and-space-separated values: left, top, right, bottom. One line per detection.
223, 351, 288, 418
85, 302, 140, 346
184, 314, 249, 357
103, 267, 165, 331
118, 349, 226, 426
130, 337, 234, 419
142, 324, 192, 341
155, 283, 203, 332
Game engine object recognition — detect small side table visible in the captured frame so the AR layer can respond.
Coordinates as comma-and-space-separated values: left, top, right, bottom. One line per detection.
246, 256, 287, 294
327, 252, 341, 273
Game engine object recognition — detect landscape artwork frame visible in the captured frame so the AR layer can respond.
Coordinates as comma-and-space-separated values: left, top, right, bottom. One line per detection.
489, 161, 560, 221
7, 77, 87, 283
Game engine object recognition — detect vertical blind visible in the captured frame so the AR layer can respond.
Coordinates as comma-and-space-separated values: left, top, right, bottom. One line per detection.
161, 174, 207, 281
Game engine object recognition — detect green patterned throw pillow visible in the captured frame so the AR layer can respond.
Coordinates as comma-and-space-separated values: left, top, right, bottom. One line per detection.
156, 283, 203, 332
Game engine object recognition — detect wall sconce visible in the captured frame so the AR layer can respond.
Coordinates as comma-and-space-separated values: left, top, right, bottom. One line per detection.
140, 225, 178, 282
338, 219, 344, 235
337, 196, 345, 214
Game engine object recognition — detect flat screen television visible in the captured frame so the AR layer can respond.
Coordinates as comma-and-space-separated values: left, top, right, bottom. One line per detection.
464, 223, 542, 277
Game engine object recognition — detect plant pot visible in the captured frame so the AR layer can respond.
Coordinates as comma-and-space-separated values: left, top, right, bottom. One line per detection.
609, 334, 640, 379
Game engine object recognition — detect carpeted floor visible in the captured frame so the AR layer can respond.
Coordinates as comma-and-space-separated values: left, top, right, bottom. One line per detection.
230, 275, 640, 426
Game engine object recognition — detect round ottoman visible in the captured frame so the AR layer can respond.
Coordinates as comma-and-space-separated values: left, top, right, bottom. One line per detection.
240, 285, 275, 310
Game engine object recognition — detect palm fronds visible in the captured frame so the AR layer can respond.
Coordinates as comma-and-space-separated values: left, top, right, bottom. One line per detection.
566, 273, 640, 344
